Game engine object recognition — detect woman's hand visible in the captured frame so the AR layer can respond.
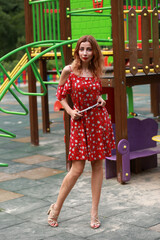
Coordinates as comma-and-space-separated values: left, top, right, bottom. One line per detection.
70, 108, 83, 120
97, 96, 106, 107
60, 99, 82, 120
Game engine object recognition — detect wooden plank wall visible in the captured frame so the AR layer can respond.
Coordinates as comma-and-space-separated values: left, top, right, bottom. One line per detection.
128, 8, 160, 75
127, 6, 160, 116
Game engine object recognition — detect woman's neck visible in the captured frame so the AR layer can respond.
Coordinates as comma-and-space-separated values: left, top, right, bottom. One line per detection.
80, 69, 93, 77
81, 61, 89, 70
72, 61, 93, 77
79, 63, 92, 77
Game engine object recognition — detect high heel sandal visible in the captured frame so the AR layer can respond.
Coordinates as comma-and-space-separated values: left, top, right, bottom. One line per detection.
90, 216, 101, 229
47, 204, 58, 227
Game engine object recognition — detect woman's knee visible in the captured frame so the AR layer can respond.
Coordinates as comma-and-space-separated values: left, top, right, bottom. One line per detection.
91, 160, 103, 172
71, 161, 85, 178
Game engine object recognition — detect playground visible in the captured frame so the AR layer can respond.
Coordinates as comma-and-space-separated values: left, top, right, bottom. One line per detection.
0, 0, 160, 233
0, 84, 160, 239
0, 0, 160, 184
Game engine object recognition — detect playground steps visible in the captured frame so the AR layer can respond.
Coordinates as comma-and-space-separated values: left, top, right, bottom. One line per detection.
0, 53, 28, 94
0, 79, 10, 94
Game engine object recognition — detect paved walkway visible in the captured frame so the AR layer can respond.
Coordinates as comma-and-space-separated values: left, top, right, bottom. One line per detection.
0, 85, 160, 240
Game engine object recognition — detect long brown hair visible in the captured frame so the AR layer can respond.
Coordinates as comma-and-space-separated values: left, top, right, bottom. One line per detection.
72, 35, 104, 78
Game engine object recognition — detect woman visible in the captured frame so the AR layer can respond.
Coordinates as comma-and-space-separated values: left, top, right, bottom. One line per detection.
48, 35, 115, 229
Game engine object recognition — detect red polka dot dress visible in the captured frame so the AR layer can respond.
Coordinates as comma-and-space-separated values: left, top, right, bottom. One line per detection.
56, 73, 115, 161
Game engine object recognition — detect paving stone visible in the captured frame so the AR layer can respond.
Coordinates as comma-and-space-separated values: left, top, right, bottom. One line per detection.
49, 111, 64, 119
12, 136, 46, 143
44, 232, 86, 240
0, 163, 38, 174
61, 214, 105, 238
1, 151, 36, 161
0, 211, 26, 230
0, 172, 20, 182
16, 182, 61, 199
0, 221, 61, 240
16, 205, 51, 224
63, 195, 91, 209
38, 171, 67, 185
16, 205, 85, 227
0, 189, 24, 202
0, 148, 14, 155
36, 160, 66, 171
13, 167, 64, 180
0, 178, 44, 191
84, 217, 160, 240
0, 85, 160, 240
150, 224, 160, 233
128, 188, 160, 207
109, 207, 160, 228
59, 206, 86, 223
0, 196, 47, 215
38, 137, 64, 146
12, 154, 55, 165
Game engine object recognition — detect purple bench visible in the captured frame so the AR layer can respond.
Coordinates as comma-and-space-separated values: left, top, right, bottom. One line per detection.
105, 118, 160, 183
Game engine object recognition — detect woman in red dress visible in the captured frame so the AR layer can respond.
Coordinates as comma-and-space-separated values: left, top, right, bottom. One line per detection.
48, 35, 115, 229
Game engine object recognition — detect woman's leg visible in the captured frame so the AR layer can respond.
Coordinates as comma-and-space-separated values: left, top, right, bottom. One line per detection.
90, 159, 103, 227
50, 160, 85, 218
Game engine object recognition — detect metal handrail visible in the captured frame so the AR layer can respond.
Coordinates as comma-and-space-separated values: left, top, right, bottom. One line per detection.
0, 39, 110, 100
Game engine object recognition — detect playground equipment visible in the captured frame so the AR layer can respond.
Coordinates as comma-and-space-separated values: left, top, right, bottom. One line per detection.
0, 0, 160, 182
69, 0, 112, 44
0, 41, 51, 140
23, 0, 132, 143
67, 0, 160, 180
110, 0, 160, 183
105, 118, 160, 182
0, 129, 15, 167
0, 38, 71, 165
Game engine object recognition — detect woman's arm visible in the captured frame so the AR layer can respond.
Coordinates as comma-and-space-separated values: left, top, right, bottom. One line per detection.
58, 65, 82, 120
60, 98, 82, 120
59, 65, 72, 85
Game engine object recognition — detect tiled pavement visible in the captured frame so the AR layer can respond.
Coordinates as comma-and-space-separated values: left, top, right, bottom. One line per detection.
0, 85, 160, 240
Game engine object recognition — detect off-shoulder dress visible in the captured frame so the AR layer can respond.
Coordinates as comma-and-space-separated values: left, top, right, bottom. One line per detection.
56, 72, 115, 161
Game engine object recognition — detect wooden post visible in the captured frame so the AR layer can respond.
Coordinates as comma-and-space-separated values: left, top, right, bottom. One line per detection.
59, 0, 73, 170
59, 0, 73, 64
151, 83, 160, 116
111, 0, 128, 183
151, 8, 160, 117
24, 0, 39, 145
39, 59, 50, 133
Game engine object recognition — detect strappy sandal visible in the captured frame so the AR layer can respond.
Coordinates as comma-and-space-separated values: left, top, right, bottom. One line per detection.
90, 216, 101, 229
47, 204, 58, 227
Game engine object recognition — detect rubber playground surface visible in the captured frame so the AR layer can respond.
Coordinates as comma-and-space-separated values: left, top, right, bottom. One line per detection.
0, 85, 160, 240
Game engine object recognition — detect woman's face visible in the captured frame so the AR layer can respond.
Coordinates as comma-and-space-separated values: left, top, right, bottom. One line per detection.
78, 41, 93, 64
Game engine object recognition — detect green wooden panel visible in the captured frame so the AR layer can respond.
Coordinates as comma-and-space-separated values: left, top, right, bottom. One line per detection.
70, 0, 112, 46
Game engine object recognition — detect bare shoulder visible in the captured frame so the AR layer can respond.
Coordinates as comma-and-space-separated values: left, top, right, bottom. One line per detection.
63, 65, 72, 74
59, 65, 72, 85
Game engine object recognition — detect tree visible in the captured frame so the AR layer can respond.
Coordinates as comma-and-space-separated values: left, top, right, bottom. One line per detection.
0, 1, 25, 58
